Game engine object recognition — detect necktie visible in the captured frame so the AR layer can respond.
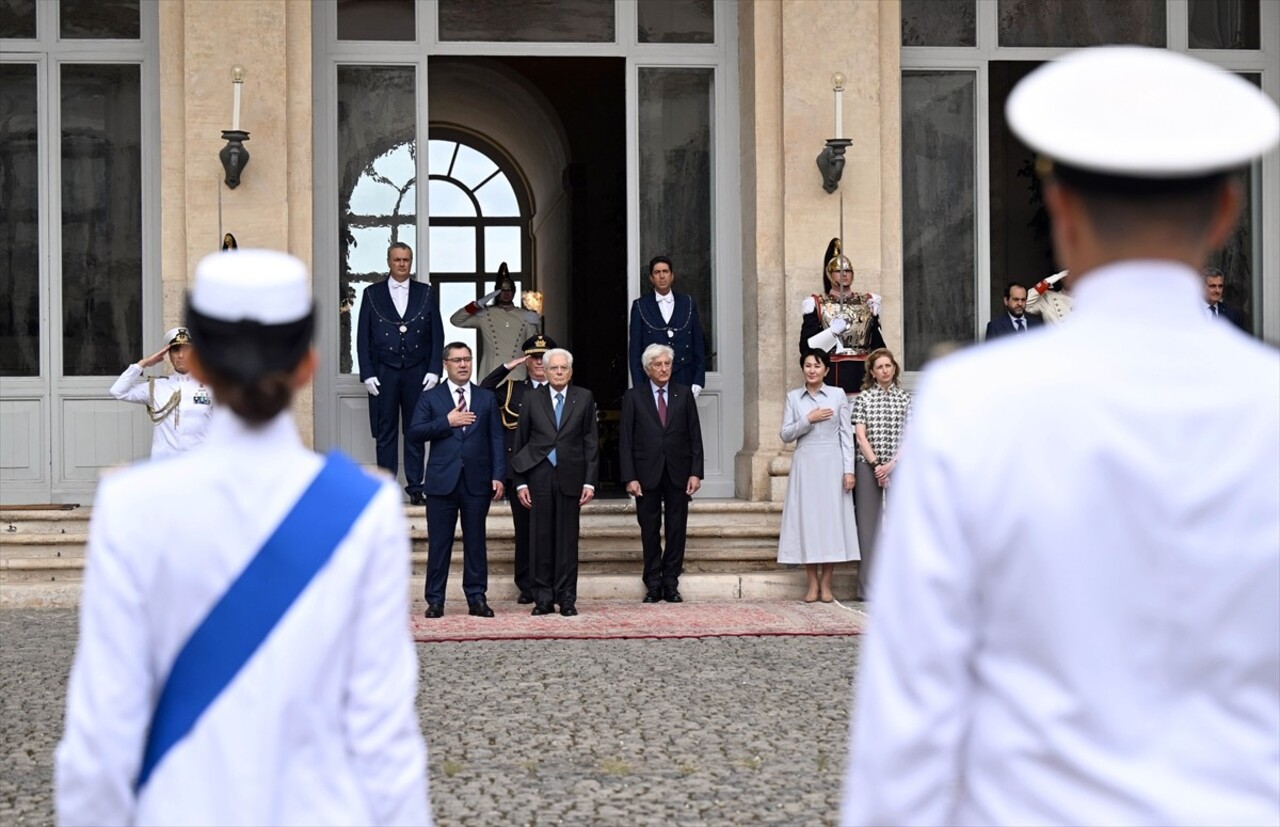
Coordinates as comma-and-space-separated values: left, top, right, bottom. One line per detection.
549, 392, 564, 467
657, 387, 668, 426
1016, 318, 1025, 333
1212, 304, 1219, 317
456, 387, 467, 433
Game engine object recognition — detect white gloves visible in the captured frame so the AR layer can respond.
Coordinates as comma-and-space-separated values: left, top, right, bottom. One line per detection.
868, 293, 882, 316
364, 377, 380, 396
692, 384, 702, 398
801, 297, 816, 315
423, 373, 439, 390
1046, 270, 1068, 286
829, 318, 848, 334
480, 289, 502, 307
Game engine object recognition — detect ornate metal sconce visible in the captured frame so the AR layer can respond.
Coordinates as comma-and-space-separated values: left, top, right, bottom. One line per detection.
816, 72, 850, 193
219, 66, 250, 189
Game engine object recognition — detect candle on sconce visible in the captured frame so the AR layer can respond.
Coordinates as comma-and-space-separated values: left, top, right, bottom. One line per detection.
231, 65, 245, 132
832, 72, 846, 140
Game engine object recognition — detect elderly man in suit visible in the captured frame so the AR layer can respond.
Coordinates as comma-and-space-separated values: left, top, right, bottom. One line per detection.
479, 333, 557, 604
511, 348, 599, 617
620, 343, 704, 603
408, 342, 505, 619
628, 255, 706, 396
357, 242, 445, 505
985, 281, 1045, 340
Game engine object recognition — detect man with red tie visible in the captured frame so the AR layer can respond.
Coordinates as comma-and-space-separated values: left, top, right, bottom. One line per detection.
619, 343, 705, 603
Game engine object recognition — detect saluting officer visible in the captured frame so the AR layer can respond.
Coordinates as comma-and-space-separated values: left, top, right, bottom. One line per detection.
109, 326, 214, 459
356, 242, 445, 504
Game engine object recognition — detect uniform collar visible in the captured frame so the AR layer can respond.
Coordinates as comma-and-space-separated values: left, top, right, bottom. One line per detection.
1073, 260, 1204, 326
204, 407, 303, 453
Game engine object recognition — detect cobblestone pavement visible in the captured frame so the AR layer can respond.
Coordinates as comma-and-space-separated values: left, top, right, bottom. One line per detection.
1, 608, 861, 826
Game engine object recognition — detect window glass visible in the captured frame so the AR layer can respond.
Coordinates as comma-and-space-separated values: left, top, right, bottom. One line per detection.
1204, 73, 1261, 334
638, 0, 713, 44
430, 226, 476, 272
428, 179, 476, 217
439, 0, 614, 43
638, 67, 715, 372
438, 280, 478, 355
59, 0, 140, 39
0, 63, 39, 377
61, 63, 143, 376
485, 226, 521, 272
1189, 0, 1260, 49
474, 174, 519, 217
998, 0, 1165, 47
902, 71, 976, 370
0, 0, 37, 39
902, 0, 976, 47
336, 0, 414, 41
337, 65, 417, 374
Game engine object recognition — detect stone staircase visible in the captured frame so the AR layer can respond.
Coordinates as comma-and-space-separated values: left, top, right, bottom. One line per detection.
1, 500, 860, 608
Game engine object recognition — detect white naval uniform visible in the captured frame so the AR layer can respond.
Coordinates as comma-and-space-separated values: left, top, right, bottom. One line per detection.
841, 261, 1280, 826
56, 408, 430, 827
109, 364, 214, 459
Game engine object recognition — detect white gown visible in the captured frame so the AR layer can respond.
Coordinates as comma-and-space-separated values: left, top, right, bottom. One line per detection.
776, 385, 860, 565
109, 364, 214, 459
56, 409, 431, 827
841, 261, 1280, 825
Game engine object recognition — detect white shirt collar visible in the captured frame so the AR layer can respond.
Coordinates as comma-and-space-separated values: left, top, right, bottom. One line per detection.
650, 380, 669, 395
389, 279, 410, 290
656, 293, 674, 304
447, 380, 469, 396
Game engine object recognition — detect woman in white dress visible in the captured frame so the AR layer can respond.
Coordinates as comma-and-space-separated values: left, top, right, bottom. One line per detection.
777, 349, 860, 603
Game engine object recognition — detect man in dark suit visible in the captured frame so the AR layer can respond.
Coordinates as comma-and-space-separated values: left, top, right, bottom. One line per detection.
408, 342, 505, 619
628, 255, 707, 396
985, 281, 1045, 340
1203, 267, 1248, 331
511, 348, 599, 617
479, 333, 557, 604
357, 242, 445, 504
620, 343, 705, 604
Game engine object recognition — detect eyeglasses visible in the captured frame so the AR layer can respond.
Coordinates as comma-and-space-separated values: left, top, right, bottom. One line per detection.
444, 357, 472, 364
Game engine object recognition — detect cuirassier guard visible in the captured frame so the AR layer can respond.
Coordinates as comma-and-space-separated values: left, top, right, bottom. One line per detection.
800, 238, 885, 395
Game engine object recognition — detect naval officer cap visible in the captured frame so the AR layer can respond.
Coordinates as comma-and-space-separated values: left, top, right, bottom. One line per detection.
1007, 47, 1279, 192
163, 327, 192, 349
185, 249, 315, 385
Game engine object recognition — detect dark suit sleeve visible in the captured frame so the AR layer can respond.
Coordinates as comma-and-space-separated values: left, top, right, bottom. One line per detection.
512, 397, 531, 490
484, 391, 505, 482
687, 392, 705, 480
424, 283, 445, 376
356, 286, 376, 381
689, 297, 707, 388
582, 391, 600, 488
407, 387, 452, 443
628, 301, 645, 389
800, 305, 823, 356
984, 320, 999, 341
619, 390, 637, 485
479, 363, 513, 390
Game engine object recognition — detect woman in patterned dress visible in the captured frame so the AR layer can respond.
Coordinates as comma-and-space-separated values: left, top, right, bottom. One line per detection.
852, 348, 911, 600
777, 349, 860, 603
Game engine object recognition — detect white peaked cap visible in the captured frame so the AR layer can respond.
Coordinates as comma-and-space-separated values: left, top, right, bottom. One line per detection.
1007, 46, 1280, 178
191, 249, 311, 325
162, 327, 191, 346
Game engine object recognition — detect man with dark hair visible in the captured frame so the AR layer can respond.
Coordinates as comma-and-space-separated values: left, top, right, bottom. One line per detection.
356, 242, 444, 505
1203, 267, 1248, 331
628, 256, 706, 395
843, 47, 1280, 825
984, 282, 1044, 339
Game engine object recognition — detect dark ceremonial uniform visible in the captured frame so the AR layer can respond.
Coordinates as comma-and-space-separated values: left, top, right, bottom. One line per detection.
629, 292, 707, 390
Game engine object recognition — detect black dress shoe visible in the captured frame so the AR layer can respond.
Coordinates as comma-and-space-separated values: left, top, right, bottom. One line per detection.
424, 604, 444, 618
663, 589, 684, 603
531, 604, 554, 616
559, 605, 578, 617
643, 591, 661, 604
468, 600, 494, 618
408, 493, 426, 506
517, 592, 535, 605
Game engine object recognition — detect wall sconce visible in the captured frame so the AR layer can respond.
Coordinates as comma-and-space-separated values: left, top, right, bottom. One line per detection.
219, 66, 250, 189
816, 72, 851, 194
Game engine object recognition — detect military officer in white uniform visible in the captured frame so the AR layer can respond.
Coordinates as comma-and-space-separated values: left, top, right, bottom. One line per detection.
109, 327, 214, 459
450, 262, 541, 380
842, 48, 1280, 825
58, 250, 431, 826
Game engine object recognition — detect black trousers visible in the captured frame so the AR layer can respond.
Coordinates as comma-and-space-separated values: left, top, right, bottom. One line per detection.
636, 474, 690, 592
506, 482, 532, 596
526, 461, 580, 608
372, 361, 426, 496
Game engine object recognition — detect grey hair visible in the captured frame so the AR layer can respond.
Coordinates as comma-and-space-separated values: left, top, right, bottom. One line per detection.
544, 347, 573, 368
641, 343, 674, 373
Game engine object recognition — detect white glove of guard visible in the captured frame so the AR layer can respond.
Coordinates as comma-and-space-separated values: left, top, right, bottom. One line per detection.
801, 297, 816, 315
692, 384, 702, 398
363, 377, 380, 396
829, 317, 848, 334
423, 373, 439, 390
868, 293, 882, 316
480, 289, 502, 306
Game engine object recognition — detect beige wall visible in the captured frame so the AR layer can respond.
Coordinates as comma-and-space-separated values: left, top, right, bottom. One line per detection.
736, 0, 901, 499
159, 0, 314, 444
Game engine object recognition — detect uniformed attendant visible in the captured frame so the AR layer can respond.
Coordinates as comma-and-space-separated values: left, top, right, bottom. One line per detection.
450, 262, 542, 381
479, 333, 557, 603
109, 327, 214, 459
799, 238, 885, 396
842, 47, 1280, 825
628, 255, 706, 395
356, 242, 445, 505
58, 249, 431, 826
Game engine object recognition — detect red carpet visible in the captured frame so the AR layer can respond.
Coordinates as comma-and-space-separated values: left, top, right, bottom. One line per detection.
409, 600, 865, 643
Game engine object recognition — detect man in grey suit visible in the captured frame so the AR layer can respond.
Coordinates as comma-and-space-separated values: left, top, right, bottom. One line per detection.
511, 348, 599, 616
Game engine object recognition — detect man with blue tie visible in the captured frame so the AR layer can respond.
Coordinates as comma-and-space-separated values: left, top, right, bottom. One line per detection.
984, 281, 1045, 340
408, 342, 505, 619
357, 242, 445, 505
628, 256, 707, 396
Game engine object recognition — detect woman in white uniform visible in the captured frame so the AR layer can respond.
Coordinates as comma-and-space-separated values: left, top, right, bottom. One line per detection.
776, 348, 859, 603
109, 327, 214, 459
57, 249, 431, 826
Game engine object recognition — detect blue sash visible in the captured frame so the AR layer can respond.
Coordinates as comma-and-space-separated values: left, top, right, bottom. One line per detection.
135, 451, 380, 791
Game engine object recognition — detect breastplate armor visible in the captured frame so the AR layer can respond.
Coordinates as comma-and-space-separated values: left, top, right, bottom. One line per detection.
820, 294, 874, 354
